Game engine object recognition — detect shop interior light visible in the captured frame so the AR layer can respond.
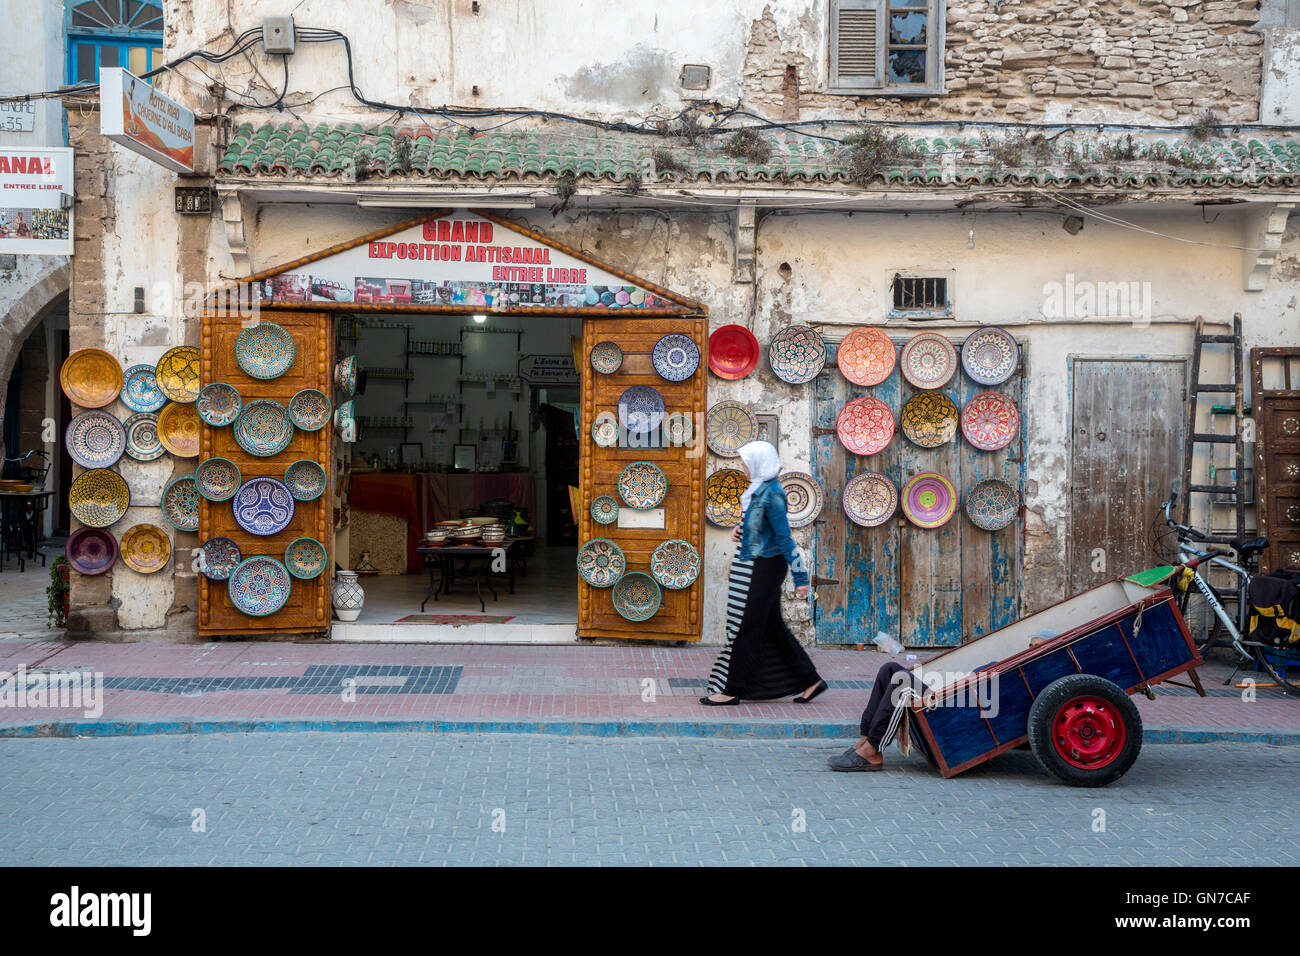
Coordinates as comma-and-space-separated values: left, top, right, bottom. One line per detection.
472, 314, 488, 324
356, 195, 536, 209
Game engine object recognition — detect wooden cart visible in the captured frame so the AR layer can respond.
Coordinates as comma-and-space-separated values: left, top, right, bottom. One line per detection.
906, 575, 1203, 787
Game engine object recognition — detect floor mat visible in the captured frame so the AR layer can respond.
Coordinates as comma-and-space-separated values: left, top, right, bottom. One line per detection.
393, 614, 516, 625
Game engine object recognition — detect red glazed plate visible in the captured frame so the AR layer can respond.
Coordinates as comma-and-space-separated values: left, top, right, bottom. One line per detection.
836, 396, 895, 456
961, 391, 1020, 451
708, 324, 760, 380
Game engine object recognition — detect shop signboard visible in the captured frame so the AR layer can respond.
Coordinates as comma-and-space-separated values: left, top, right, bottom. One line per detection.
518, 354, 578, 385
0, 147, 73, 255
100, 67, 195, 174
0, 101, 36, 133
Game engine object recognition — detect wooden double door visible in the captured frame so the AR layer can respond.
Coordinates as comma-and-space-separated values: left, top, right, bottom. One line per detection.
198, 311, 333, 636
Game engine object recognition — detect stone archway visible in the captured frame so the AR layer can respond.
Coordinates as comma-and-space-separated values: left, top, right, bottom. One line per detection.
0, 260, 71, 461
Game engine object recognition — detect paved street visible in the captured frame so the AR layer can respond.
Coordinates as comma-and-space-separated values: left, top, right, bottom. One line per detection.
1, 733, 1295, 865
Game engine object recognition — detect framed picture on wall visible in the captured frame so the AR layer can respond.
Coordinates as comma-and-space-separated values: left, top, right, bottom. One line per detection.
399, 442, 422, 466
453, 444, 477, 472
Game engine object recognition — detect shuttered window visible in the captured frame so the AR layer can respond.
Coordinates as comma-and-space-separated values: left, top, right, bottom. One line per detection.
830, 0, 945, 95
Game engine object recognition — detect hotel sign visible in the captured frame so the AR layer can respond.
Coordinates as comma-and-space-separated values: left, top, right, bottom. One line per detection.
100, 68, 195, 174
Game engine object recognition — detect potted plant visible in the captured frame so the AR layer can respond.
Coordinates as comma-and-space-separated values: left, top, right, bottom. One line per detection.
47, 555, 69, 628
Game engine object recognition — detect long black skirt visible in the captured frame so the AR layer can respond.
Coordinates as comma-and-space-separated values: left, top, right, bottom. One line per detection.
709, 555, 820, 701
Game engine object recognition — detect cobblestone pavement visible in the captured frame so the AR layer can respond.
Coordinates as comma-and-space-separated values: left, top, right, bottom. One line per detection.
1, 733, 1295, 865
0, 558, 58, 640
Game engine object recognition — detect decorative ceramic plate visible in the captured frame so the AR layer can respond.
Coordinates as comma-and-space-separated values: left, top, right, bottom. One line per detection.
652, 334, 700, 382
589, 341, 623, 374
902, 472, 959, 528
289, 388, 331, 431
155, 346, 201, 403
837, 327, 897, 387
123, 413, 164, 462
194, 457, 241, 502
836, 396, 895, 456
576, 537, 626, 588
611, 571, 662, 622
617, 385, 665, 436
768, 325, 827, 385
66, 527, 118, 576
120, 364, 166, 412
960, 392, 1020, 451
120, 523, 172, 574
228, 556, 293, 617
233, 476, 296, 536
618, 461, 668, 509
69, 469, 130, 528
334, 400, 354, 431
966, 477, 1020, 531
900, 333, 958, 390
900, 392, 959, 448
284, 536, 327, 580
196, 382, 242, 426
60, 348, 122, 408
779, 471, 824, 528
705, 468, 747, 528
842, 472, 897, 528
590, 495, 619, 525
235, 321, 295, 380
234, 399, 294, 457
335, 355, 357, 396
705, 401, 757, 458
591, 412, 619, 448
284, 459, 327, 501
708, 324, 760, 380
664, 412, 693, 446
961, 327, 1019, 386
160, 475, 200, 532
200, 536, 242, 581
650, 539, 701, 590
157, 402, 201, 458
65, 410, 126, 468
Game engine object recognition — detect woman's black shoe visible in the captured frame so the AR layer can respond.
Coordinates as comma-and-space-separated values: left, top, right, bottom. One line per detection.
698, 694, 741, 706
793, 679, 828, 704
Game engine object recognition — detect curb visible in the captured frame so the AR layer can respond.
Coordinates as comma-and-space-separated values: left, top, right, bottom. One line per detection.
2, 718, 1299, 744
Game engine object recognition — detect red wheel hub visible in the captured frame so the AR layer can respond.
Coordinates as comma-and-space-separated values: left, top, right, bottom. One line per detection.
1052, 695, 1126, 770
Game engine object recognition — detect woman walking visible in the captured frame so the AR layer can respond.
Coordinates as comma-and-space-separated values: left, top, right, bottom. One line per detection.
701, 440, 827, 706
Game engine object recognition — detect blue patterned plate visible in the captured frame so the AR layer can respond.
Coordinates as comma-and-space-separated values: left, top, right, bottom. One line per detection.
650, 539, 700, 589
194, 457, 241, 502
618, 461, 667, 509
234, 399, 294, 457
335, 356, 357, 397
611, 571, 662, 622
289, 388, 331, 431
576, 538, 626, 588
284, 536, 327, 580
235, 321, 295, 380
160, 475, 200, 532
768, 325, 826, 384
123, 413, 164, 462
120, 364, 166, 412
66, 410, 126, 468
651, 334, 700, 382
196, 382, 242, 426
617, 385, 665, 436
228, 556, 293, 617
965, 477, 1020, 531
961, 327, 1020, 386
233, 476, 296, 536
284, 459, 327, 501
200, 536, 241, 581
590, 495, 619, 525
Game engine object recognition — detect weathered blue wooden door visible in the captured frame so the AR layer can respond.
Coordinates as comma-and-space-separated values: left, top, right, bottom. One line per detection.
811, 337, 1025, 647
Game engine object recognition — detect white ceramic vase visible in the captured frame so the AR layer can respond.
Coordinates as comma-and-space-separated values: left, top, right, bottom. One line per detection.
332, 570, 365, 622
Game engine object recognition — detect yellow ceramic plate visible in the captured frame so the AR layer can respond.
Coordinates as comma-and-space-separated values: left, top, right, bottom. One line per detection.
120, 523, 172, 574
59, 348, 122, 408
155, 346, 201, 403
68, 468, 130, 528
157, 402, 201, 458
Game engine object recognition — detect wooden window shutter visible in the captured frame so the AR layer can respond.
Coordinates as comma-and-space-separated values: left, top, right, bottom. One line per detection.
831, 0, 884, 90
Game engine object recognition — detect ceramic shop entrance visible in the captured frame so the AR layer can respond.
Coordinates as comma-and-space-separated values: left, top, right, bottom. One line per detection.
200, 208, 707, 644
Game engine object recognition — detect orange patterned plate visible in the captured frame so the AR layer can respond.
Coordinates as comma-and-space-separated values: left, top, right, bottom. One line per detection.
157, 402, 201, 458
120, 523, 172, 574
155, 346, 201, 403
60, 348, 122, 408
836, 396, 895, 456
705, 468, 747, 528
837, 328, 896, 387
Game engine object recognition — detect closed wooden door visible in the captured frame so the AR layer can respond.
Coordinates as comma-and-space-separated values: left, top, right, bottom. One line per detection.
812, 337, 1024, 647
1256, 399, 1300, 571
577, 316, 707, 641
198, 311, 333, 636
1068, 358, 1185, 593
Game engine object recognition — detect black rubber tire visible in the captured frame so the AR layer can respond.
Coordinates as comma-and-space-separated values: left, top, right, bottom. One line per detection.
1027, 674, 1143, 788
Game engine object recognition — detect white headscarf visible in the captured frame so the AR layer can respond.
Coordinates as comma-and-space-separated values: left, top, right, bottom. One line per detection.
738, 440, 782, 513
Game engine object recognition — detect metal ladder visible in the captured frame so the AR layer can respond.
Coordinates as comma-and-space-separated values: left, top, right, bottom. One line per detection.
1180, 313, 1248, 546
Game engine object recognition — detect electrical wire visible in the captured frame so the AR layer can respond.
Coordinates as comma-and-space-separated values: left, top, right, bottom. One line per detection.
1033, 188, 1269, 252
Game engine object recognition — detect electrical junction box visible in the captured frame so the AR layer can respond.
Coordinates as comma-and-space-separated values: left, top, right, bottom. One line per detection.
262, 16, 296, 54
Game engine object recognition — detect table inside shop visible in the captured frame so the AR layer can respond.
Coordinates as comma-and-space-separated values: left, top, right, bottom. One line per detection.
416, 536, 534, 614
0, 491, 54, 572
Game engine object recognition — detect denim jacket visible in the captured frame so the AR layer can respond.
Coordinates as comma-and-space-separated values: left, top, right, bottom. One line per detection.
735, 479, 810, 588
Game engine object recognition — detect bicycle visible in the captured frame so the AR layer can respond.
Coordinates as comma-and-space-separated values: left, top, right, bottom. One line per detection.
1161, 493, 1300, 696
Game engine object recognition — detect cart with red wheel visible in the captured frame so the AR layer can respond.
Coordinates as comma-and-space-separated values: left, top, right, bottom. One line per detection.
905, 571, 1203, 787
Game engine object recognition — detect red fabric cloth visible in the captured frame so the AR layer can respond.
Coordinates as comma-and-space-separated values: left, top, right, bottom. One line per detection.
348, 473, 422, 572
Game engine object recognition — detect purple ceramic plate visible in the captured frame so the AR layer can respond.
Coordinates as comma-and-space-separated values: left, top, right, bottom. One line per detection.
66, 527, 118, 576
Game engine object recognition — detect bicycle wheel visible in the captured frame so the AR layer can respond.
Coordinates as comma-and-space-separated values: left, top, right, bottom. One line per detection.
1246, 641, 1300, 697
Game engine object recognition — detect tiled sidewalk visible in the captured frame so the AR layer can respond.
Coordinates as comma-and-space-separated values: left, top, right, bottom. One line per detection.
0, 637, 1296, 742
